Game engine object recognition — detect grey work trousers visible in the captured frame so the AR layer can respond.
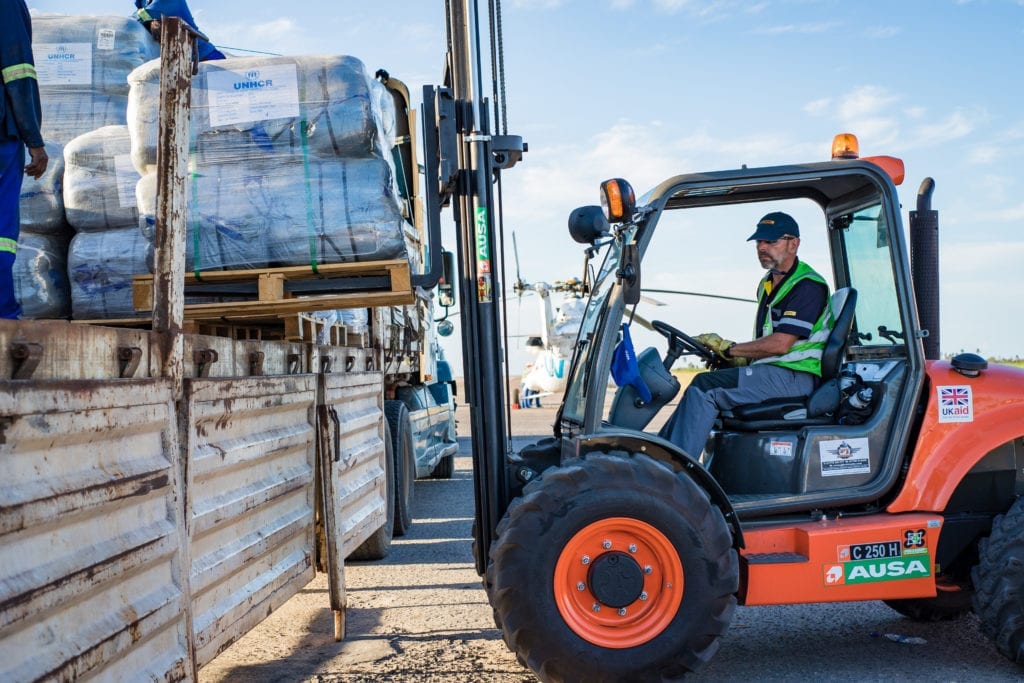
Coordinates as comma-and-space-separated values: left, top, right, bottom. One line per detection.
658, 364, 817, 458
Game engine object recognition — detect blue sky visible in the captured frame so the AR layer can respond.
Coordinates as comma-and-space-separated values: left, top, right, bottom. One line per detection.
30, 1, 1024, 374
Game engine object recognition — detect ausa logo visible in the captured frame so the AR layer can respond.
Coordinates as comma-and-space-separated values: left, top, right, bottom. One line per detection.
845, 555, 931, 584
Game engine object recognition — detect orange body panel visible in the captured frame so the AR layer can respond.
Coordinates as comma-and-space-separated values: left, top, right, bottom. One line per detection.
740, 513, 942, 605
888, 361, 1024, 513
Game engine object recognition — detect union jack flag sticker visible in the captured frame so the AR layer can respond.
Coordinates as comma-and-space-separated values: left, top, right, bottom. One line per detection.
937, 385, 973, 423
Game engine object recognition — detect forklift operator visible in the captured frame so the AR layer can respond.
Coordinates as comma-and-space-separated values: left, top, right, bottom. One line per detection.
659, 212, 830, 458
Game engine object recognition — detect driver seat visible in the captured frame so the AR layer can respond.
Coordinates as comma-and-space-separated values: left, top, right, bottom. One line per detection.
721, 287, 857, 431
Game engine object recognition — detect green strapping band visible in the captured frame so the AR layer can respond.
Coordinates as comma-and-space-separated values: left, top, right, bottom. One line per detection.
2, 63, 37, 84
299, 119, 319, 273
0, 238, 17, 255
137, 9, 153, 22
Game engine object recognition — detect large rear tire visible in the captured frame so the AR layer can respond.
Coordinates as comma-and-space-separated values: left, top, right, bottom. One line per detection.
385, 401, 416, 537
485, 453, 738, 681
348, 420, 395, 561
972, 497, 1024, 663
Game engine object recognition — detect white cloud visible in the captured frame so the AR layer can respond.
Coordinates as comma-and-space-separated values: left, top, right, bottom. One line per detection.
752, 21, 841, 35
864, 25, 901, 39
838, 85, 899, 119
804, 97, 832, 116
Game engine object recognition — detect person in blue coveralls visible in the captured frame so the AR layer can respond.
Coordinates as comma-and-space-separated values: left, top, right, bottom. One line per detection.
134, 0, 227, 61
1, 0, 50, 319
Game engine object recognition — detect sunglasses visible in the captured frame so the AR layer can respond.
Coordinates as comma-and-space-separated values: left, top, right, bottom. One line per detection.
756, 235, 796, 246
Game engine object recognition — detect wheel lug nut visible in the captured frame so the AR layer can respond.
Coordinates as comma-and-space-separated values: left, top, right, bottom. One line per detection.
602, 540, 612, 549
644, 565, 652, 574
640, 592, 648, 601
618, 608, 627, 616
577, 582, 586, 592
581, 555, 590, 565
592, 603, 601, 613
628, 544, 638, 553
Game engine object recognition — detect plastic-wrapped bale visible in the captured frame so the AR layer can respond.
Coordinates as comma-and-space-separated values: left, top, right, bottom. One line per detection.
30, 14, 159, 146
63, 125, 142, 232
339, 308, 369, 334
136, 156, 408, 271
13, 232, 72, 319
18, 140, 66, 234
68, 227, 149, 319
127, 54, 396, 173
135, 167, 270, 271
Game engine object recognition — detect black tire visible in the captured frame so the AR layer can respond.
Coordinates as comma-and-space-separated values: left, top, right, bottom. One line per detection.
973, 497, 1024, 663
485, 453, 738, 681
348, 420, 395, 561
385, 401, 416, 537
430, 453, 454, 479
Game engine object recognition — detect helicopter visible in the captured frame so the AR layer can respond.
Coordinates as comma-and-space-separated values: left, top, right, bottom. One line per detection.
511, 276, 588, 408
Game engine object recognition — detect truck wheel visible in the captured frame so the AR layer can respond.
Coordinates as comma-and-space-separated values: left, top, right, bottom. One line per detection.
430, 453, 454, 479
972, 497, 1024, 662
348, 420, 395, 561
385, 401, 416, 537
485, 453, 738, 681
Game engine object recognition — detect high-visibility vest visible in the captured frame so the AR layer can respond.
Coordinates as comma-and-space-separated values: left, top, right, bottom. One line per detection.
751, 260, 831, 376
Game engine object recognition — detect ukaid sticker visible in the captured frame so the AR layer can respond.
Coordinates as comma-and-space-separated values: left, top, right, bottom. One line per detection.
937, 385, 973, 423
819, 437, 870, 477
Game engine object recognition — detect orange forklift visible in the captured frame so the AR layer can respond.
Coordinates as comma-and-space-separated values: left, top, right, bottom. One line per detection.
430, 89, 1024, 677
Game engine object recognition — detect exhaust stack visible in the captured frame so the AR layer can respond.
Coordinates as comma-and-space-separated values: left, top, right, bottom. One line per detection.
909, 178, 940, 360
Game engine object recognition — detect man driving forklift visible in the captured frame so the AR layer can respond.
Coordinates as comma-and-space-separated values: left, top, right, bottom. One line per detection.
658, 211, 830, 457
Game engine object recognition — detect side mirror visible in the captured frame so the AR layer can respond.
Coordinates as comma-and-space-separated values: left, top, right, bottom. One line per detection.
437, 319, 455, 337
438, 250, 456, 308
568, 205, 610, 245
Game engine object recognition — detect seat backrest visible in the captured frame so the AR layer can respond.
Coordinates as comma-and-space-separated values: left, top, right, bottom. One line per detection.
820, 287, 857, 380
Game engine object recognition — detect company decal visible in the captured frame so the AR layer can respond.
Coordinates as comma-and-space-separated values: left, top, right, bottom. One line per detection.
769, 440, 793, 457
819, 437, 870, 476
937, 385, 973, 423
207, 63, 300, 127
33, 43, 92, 86
826, 530, 931, 586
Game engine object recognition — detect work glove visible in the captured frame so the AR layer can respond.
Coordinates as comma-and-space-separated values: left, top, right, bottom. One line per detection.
694, 332, 735, 361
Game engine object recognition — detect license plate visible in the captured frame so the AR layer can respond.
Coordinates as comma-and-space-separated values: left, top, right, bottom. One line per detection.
848, 541, 903, 560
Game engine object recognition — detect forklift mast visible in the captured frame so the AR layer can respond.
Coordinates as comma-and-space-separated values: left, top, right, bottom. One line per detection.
422, 0, 525, 574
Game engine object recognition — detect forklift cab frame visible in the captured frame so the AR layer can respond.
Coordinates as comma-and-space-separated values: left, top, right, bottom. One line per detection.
553, 154, 927, 522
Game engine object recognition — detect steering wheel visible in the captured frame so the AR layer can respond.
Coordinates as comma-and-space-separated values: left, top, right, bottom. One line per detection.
650, 319, 722, 370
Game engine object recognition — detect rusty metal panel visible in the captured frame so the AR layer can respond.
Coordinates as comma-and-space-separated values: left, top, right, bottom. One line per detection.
0, 319, 156, 381
0, 379, 190, 682
183, 374, 317, 668
322, 372, 386, 557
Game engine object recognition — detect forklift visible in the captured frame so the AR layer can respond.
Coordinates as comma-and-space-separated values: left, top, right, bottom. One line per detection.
426, 4, 1024, 682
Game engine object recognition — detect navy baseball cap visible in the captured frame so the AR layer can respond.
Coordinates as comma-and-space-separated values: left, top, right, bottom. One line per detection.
747, 212, 799, 241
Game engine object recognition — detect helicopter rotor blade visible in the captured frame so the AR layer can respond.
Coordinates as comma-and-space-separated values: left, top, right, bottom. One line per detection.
641, 288, 756, 304
631, 312, 655, 332
639, 294, 667, 307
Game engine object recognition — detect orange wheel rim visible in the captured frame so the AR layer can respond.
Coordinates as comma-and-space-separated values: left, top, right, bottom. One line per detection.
553, 516, 684, 648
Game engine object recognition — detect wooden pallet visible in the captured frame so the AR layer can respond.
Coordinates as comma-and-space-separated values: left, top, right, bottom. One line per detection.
132, 260, 413, 322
